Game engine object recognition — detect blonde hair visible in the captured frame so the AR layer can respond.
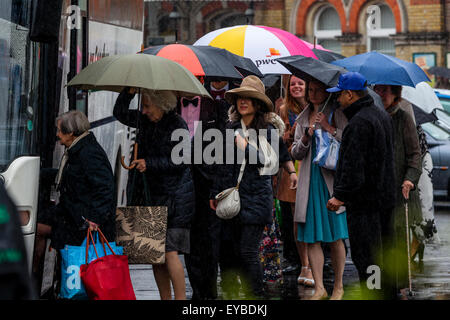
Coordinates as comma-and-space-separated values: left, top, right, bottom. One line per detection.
142, 89, 177, 113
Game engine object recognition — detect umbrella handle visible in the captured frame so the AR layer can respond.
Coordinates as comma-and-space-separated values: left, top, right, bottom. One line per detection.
120, 143, 139, 170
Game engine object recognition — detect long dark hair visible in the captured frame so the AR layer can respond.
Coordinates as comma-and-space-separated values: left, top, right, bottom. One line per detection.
231, 98, 268, 131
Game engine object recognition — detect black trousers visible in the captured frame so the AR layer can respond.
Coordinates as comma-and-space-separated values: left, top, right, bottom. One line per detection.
346, 207, 396, 300
220, 219, 265, 298
184, 170, 222, 300
278, 200, 300, 266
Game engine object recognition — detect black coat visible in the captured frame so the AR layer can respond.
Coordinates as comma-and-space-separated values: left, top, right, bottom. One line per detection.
113, 91, 195, 229
51, 132, 116, 250
0, 184, 36, 299
333, 94, 396, 213
210, 121, 290, 225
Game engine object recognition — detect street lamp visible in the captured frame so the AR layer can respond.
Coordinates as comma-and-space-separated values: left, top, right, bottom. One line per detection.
169, 6, 181, 43
245, 1, 254, 25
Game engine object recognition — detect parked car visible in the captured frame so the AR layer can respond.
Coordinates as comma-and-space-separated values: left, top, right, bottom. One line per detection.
435, 88, 450, 113
422, 122, 450, 200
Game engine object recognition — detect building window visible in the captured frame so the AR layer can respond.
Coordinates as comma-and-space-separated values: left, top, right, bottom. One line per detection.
367, 3, 396, 56
314, 6, 342, 53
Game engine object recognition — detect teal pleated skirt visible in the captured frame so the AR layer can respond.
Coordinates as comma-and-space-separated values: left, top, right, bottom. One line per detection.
297, 139, 349, 243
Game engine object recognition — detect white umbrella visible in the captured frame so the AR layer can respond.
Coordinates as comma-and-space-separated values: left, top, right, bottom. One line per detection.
194, 25, 317, 75
401, 81, 443, 113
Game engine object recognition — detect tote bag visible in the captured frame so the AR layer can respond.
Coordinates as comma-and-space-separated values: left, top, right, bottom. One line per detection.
115, 171, 168, 264
80, 229, 136, 300
59, 232, 123, 299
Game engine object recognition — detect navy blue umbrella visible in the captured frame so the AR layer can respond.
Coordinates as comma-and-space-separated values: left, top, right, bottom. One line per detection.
332, 51, 430, 87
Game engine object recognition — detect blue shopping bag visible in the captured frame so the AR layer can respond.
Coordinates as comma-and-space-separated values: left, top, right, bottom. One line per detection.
312, 111, 340, 171
59, 231, 123, 300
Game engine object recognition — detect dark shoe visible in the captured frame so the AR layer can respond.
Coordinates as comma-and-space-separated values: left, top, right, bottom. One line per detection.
282, 264, 300, 274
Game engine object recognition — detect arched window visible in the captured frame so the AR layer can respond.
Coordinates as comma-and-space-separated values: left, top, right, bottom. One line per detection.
367, 3, 396, 56
314, 6, 342, 53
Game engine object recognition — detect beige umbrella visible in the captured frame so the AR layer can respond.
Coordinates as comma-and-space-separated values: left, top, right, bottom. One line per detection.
66, 53, 212, 98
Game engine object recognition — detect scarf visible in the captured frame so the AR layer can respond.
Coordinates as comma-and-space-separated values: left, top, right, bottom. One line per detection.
55, 131, 90, 190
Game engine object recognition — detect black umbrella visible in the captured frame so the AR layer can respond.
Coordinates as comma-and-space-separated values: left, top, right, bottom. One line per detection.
276, 55, 347, 87
312, 48, 346, 63
212, 47, 263, 78
428, 66, 450, 79
143, 44, 244, 80
413, 104, 438, 125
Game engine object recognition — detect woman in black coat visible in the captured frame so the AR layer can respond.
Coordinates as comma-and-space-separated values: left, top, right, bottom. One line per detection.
209, 76, 295, 298
113, 88, 195, 300
33, 111, 116, 288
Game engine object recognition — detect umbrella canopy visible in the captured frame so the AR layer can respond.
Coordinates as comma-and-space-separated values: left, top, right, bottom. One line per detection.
66, 54, 211, 98
212, 47, 263, 78
332, 51, 430, 87
194, 25, 317, 75
142, 44, 246, 80
312, 48, 346, 63
276, 55, 347, 87
428, 66, 450, 79
401, 81, 443, 113
412, 104, 438, 125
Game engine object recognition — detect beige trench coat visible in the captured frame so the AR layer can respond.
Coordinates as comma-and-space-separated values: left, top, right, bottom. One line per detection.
290, 102, 348, 223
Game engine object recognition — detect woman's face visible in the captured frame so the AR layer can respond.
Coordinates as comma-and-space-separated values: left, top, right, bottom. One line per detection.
56, 120, 75, 148
374, 85, 396, 109
289, 76, 306, 99
142, 95, 164, 122
236, 97, 256, 118
308, 81, 329, 106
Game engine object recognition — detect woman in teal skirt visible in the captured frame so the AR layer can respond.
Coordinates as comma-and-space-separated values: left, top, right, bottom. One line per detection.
291, 80, 349, 300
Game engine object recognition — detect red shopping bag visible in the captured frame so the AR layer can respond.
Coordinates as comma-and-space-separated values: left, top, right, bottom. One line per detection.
80, 228, 136, 300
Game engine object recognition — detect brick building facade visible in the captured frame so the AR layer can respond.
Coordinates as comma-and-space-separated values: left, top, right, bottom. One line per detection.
144, 0, 449, 66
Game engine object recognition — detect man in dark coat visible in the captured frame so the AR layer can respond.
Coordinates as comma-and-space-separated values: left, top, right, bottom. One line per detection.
326, 73, 397, 299
0, 183, 36, 299
180, 80, 234, 300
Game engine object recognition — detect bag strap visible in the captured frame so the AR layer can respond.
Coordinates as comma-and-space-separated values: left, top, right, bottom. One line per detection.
129, 169, 151, 205
85, 228, 116, 264
234, 119, 250, 189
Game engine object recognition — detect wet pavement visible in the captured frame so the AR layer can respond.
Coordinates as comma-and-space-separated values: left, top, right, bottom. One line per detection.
130, 207, 450, 300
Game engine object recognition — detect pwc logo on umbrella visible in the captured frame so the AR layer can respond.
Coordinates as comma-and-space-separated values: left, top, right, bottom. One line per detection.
266, 48, 281, 57
254, 48, 281, 68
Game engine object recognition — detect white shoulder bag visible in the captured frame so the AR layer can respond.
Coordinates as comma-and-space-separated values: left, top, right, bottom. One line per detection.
215, 155, 246, 220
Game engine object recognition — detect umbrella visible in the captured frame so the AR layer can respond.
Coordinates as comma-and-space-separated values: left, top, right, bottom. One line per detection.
213, 47, 263, 78
66, 54, 211, 98
142, 44, 245, 80
401, 81, 443, 113
428, 66, 450, 79
412, 104, 438, 125
276, 55, 347, 87
312, 48, 346, 63
332, 51, 430, 87
194, 25, 317, 75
